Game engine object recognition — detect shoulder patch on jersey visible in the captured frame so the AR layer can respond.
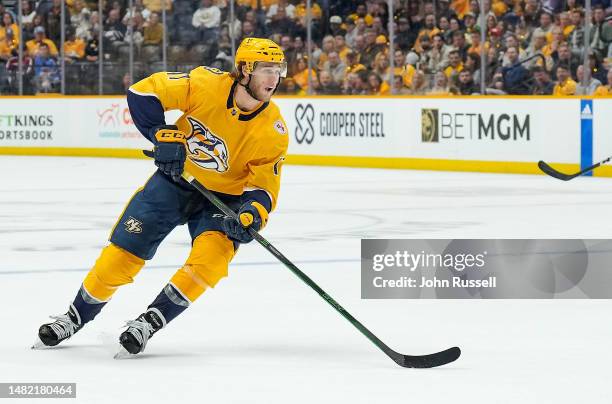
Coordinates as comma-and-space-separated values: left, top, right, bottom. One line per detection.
273, 119, 287, 135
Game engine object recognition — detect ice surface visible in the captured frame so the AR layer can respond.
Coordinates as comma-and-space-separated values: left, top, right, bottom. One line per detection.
0, 156, 610, 403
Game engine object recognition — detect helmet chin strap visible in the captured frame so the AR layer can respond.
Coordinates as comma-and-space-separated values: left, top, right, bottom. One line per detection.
239, 74, 262, 102
238, 74, 282, 103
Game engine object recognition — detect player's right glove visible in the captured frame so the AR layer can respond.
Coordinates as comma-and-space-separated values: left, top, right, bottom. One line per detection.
222, 201, 269, 244
147, 125, 187, 182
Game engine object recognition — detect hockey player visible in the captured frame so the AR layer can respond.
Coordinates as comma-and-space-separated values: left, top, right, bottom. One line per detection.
33, 38, 289, 356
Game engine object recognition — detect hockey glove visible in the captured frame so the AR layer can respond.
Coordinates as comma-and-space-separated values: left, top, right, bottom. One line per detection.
222, 201, 269, 244
148, 125, 187, 182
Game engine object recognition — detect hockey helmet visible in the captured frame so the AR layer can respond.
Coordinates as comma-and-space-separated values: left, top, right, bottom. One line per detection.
235, 38, 287, 78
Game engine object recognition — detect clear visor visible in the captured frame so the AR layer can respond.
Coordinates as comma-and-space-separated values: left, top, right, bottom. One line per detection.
251, 62, 287, 78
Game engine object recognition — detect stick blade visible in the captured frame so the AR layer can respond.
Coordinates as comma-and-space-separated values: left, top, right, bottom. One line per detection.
394, 346, 461, 368
537, 161, 574, 181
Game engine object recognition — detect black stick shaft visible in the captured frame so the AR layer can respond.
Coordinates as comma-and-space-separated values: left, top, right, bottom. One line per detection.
142, 151, 459, 367
182, 172, 393, 355
578, 156, 612, 176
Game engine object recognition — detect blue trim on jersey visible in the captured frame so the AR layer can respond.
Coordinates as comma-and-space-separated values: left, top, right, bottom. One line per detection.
127, 90, 166, 143
226, 80, 269, 121
580, 99, 593, 176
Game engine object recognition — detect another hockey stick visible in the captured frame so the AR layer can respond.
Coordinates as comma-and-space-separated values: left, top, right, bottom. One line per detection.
538, 156, 611, 181
179, 168, 461, 368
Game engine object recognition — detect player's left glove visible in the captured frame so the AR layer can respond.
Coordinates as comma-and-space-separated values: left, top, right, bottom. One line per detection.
222, 201, 269, 244
148, 125, 187, 182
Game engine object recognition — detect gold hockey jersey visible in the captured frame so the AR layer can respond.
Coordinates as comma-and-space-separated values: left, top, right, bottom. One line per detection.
129, 67, 289, 210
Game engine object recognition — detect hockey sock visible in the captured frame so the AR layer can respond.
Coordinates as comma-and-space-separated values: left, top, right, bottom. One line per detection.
147, 283, 190, 324
72, 285, 107, 325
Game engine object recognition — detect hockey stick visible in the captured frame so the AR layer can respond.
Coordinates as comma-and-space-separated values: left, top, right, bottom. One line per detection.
538, 156, 611, 181
177, 167, 461, 368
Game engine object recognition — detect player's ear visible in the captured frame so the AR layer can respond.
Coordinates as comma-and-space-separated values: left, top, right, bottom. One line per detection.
240, 63, 249, 79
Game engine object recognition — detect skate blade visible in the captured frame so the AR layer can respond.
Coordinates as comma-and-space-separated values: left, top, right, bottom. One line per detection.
98, 332, 120, 356
113, 346, 134, 360
31, 336, 50, 350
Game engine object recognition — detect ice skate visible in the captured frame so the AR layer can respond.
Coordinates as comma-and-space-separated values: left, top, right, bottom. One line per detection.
114, 309, 165, 359
32, 304, 82, 349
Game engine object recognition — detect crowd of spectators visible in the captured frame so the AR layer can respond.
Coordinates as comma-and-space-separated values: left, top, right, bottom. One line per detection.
0, 0, 610, 95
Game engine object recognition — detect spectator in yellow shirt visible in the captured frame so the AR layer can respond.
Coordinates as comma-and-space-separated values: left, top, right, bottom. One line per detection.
392, 49, 407, 76
491, 0, 508, 16
372, 51, 390, 83
334, 34, 350, 64
367, 72, 390, 95
415, 14, 441, 51
553, 65, 577, 95
545, 26, 565, 55
532, 12, 555, 44
0, 27, 16, 61
26, 27, 59, 57
593, 70, 612, 96
63, 29, 85, 60
467, 29, 481, 53
348, 3, 373, 26
401, 63, 417, 87
451, 0, 470, 18
345, 50, 366, 75
559, 12, 575, 38
444, 50, 464, 78
0, 12, 19, 45
143, 12, 164, 45
236, 0, 276, 10
295, 0, 322, 20
568, 8, 583, 34
528, 32, 553, 70
143, 0, 172, 13
292, 57, 317, 91
278, 77, 306, 96
390, 74, 410, 94
316, 35, 335, 70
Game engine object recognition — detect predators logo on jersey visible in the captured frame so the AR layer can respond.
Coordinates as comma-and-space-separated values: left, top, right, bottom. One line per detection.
186, 116, 230, 173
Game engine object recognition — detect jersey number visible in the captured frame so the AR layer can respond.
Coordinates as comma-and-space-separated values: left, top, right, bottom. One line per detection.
167, 72, 189, 80
202, 66, 224, 75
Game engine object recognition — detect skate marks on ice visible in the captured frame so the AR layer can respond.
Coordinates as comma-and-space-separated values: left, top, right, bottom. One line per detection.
271, 209, 481, 241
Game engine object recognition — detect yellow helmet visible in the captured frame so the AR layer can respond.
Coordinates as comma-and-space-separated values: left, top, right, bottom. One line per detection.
235, 37, 287, 78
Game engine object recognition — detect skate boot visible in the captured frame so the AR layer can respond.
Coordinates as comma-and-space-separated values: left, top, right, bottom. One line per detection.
33, 304, 82, 349
115, 309, 165, 358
